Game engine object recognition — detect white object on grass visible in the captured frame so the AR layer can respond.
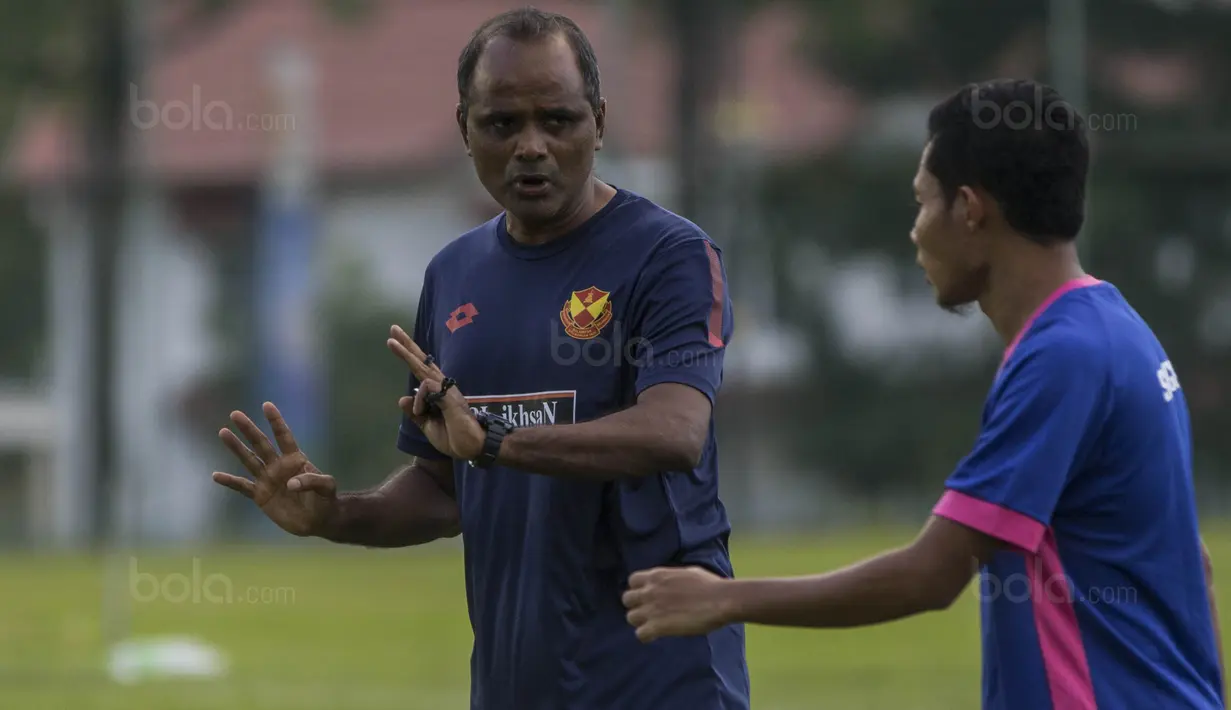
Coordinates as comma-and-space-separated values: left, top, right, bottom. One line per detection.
106, 636, 229, 684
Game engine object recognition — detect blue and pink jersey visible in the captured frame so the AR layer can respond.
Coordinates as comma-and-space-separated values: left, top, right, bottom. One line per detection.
933, 276, 1224, 709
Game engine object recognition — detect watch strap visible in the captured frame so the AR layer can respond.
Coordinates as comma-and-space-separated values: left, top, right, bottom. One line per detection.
471, 413, 514, 468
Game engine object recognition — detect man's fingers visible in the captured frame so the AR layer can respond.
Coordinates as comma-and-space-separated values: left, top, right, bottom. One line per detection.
212, 471, 256, 499
389, 325, 442, 380
399, 396, 433, 434
387, 337, 416, 368
388, 338, 437, 383
286, 472, 336, 497
263, 402, 300, 455
625, 606, 649, 628
219, 428, 265, 477
628, 570, 653, 589
634, 623, 659, 644
621, 588, 644, 609
230, 410, 278, 462
414, 380, 440, 416
390, 324, 429, 361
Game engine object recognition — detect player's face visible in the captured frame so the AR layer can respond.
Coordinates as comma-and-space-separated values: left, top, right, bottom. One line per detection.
460, 34, 605, 232
910, 144, 988, 312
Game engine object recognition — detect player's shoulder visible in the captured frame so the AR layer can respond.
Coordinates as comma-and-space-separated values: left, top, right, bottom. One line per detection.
614, 188, 720, 255
423, 215, 503, 279
1012, 287, 1116, 375
1020, 314, 1107, 362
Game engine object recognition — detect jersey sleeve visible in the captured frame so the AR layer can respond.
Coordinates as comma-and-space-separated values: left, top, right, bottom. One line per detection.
631, 234, 734, 404
932, 330, 1108, 554
396, 272, 450, 460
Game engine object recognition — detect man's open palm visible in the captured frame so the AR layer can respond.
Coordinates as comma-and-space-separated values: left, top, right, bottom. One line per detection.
213, 402, 338, 538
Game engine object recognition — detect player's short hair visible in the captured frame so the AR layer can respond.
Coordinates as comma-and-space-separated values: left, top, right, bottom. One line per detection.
925, 79, 1089, 244
457, 7, 602, 119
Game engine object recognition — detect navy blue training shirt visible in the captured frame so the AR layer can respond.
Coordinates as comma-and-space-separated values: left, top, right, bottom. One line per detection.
397, 188, 750, 710
933, 276, 1223, 709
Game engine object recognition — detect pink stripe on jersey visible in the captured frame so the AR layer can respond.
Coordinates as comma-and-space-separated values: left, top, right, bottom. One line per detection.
933, 490, 1046, 553
1002, 275, 1102, 367
1028, 529, 1098, 710
703, 241, 725, 348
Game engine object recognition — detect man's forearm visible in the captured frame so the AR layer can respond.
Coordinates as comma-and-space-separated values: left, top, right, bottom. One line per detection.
1202, 543, 1224, 690
718, 547, 958, 629
1209, 583, 1224, 688
496, 409, 694, 481
321, 460, 460, 547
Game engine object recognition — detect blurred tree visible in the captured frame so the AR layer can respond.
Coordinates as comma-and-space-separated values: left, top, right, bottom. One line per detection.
750, 0, 1231, 495
0, 191, 46, 380
319, 258, 417, 489
0, 0, 83, 382
0, 0, 373, 545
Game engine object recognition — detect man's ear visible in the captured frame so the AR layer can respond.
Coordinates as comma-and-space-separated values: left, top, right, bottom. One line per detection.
594, 98, 606, 151
456, 104, 471, 156
955, 185, 985, 232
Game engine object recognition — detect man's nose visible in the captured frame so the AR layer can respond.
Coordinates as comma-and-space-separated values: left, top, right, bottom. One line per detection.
514, 127, 548, 162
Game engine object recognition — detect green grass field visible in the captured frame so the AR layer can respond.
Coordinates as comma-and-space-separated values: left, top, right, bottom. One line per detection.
3, 527, 1228, 709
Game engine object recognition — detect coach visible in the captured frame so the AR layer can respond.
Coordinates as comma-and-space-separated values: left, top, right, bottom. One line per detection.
213, 7, 749, 710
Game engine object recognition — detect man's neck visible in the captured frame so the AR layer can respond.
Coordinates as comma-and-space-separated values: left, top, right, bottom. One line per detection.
506, 178, 617, 245
978, 240, 1087, 347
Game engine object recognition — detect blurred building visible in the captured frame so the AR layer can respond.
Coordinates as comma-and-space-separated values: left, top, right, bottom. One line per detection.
3, 0, 858, 545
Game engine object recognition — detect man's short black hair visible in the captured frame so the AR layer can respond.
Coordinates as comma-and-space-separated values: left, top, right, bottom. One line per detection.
925, 79, 1089, 244
457, 7, 601, 119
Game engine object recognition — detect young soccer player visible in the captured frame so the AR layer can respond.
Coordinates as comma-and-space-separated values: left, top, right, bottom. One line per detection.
621, 79, 1225, 709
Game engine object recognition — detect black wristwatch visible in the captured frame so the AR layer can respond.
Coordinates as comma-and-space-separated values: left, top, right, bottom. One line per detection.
470, 411, 516, 468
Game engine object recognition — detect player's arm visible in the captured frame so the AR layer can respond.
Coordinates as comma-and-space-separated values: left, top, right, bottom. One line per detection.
325, 267, 459, 547
320, 457, 460, 547
717, 516, 1001, 628
495, 236, 730, 481
495, 382, 710, 480
625, 331, 1105, 638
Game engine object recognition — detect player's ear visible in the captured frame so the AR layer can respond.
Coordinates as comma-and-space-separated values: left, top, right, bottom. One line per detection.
594, 98, 606, 151
456, 103, 471, 156
956, 185, 984, 232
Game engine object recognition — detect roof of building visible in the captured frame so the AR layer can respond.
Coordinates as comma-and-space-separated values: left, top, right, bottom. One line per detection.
4, 0, 858, 186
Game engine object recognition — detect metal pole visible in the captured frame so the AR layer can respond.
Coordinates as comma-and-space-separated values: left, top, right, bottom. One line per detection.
249, 43, 321, 540
603, 0, 631, 183
1048, 0, 1091, 260
101, 0, 149, 657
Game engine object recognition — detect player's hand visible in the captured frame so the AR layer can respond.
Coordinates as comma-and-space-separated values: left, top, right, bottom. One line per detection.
212, 402, 340, 538
387, 324, 484, 461
622, 566, 734, 643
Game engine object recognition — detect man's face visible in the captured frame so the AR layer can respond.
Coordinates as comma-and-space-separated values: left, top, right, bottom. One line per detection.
910, 142, 988, 312
459, 34, 604, 230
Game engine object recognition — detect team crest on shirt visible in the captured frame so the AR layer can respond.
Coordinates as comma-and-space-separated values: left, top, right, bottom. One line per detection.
560, 286, 613, 340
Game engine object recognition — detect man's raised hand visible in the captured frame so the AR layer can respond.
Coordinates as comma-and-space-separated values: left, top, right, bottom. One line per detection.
387, 325, 484, 461
212, 402, 339, 538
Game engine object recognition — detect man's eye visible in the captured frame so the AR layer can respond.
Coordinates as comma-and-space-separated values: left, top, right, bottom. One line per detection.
484, 115, 515, 130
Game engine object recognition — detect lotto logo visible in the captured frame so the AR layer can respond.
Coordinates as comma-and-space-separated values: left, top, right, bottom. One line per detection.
1157, 360, 1181, 402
